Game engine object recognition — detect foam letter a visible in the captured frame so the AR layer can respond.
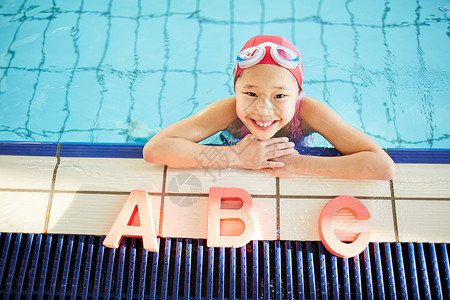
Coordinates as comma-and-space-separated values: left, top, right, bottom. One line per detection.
103, 190, 158, 252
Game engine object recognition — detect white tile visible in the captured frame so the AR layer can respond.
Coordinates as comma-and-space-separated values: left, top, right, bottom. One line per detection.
393, 164, 450, 198
47, 192, 161, 235
0, 155, 56, 190
396, 200, 450, 243
279, 176, 391, 197
162, 196, 209, 239
280, 198, 395, 242
55, 158, 164, 193
249, 197, 277, 240
166, 167, 276, 195
0, 191, 48, 233
162, 196, 277, 241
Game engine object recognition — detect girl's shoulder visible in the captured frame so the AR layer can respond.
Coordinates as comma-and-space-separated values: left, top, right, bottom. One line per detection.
298, 95, 320, 112
201, 96, 236, 115
297, 95, 317, 136
197, 96, 238, 128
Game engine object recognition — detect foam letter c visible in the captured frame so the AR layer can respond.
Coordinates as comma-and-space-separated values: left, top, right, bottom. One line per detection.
319, 196, 371, 258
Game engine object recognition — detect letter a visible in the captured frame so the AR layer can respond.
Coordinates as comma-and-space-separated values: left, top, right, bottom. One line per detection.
103, 190, 158, 252
207, 187, 254, 248
319, 196, 371, 258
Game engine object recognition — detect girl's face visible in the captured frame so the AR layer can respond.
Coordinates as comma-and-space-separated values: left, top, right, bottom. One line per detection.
235, 64, 300, 140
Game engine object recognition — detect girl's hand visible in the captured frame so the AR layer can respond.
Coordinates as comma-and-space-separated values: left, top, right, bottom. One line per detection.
259, 148, 302, 177
232, 134, 295, 169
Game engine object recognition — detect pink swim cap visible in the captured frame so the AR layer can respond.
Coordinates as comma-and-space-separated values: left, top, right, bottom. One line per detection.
233, 35, 303, 89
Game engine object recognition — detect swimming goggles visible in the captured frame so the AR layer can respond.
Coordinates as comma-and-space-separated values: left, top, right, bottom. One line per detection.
235, 42, 301, 71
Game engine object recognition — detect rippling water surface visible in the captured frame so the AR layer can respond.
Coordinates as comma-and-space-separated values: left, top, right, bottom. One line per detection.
0, 0, 449, 148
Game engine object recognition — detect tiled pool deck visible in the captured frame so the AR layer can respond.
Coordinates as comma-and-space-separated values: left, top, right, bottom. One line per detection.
1, 142, 449, 244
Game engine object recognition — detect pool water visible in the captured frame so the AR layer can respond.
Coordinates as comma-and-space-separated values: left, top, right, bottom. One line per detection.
0, 0, 449, 148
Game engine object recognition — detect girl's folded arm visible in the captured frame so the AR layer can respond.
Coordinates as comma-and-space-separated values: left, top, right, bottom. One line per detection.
297, 97, 395, 180
143, 97, 240, 167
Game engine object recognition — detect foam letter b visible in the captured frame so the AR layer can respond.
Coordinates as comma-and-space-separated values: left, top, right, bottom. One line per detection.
319, 196, 371, 258
207, 187, 254, 248
103, 190, 158, 252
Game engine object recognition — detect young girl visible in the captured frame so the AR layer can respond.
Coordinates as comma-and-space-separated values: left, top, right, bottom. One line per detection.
143, 35, 395, 180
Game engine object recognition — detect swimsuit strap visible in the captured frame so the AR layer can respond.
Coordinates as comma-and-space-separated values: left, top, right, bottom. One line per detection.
290, 93, 303, 142
240, 120, 251, 139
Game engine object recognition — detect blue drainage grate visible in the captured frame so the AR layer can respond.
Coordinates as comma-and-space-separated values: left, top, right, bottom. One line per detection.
0, 233, 449, 299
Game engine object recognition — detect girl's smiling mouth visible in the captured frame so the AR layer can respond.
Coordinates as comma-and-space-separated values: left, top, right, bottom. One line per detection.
251, 119, 279, 130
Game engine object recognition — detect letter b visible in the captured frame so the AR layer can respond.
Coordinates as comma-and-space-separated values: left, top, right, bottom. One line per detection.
207, 187, 254, 248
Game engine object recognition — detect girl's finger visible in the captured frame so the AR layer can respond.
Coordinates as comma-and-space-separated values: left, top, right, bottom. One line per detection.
266, 141, 295, 151
265, 148, 294, 160
263, 137, 289, 145
261, 160, 285, 168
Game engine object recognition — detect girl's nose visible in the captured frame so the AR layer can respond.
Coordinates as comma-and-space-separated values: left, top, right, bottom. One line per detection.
254, 96, 277, 117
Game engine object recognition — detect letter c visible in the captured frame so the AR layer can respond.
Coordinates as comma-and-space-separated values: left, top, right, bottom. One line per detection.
319, 196, 371, 258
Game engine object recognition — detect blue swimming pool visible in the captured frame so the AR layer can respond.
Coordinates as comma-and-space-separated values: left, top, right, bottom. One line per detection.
0, 0, 449, 148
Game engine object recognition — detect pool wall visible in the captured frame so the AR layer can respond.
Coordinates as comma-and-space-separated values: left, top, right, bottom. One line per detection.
0, 142, 449, 299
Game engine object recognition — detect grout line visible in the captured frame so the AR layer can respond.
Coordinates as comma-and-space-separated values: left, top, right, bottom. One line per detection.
51, 190, 163, 196
50, 190, 280, 199
390, 179, 400, 242
7, 187, 437, 200
163, 192, 277, 199
387, 148, 400, 242
43, 143, 61, 233
392, 197, 450, 201
278, 195, 393, 200
158, 165, 168, 236
2, 189, 448, 201
0, 188, 51, 193
276, 177, 280, 240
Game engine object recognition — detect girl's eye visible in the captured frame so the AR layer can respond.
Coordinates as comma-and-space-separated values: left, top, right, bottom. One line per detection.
275, 94, 286, 99
246, 92, 257, 97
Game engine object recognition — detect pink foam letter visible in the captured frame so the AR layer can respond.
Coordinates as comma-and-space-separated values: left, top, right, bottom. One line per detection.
319, 196, 371, 258
103, 190, 158, 252
207, 187, 254, 248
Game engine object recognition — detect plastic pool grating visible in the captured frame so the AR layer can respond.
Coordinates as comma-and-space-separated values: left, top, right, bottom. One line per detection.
0, 233, 449, 299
